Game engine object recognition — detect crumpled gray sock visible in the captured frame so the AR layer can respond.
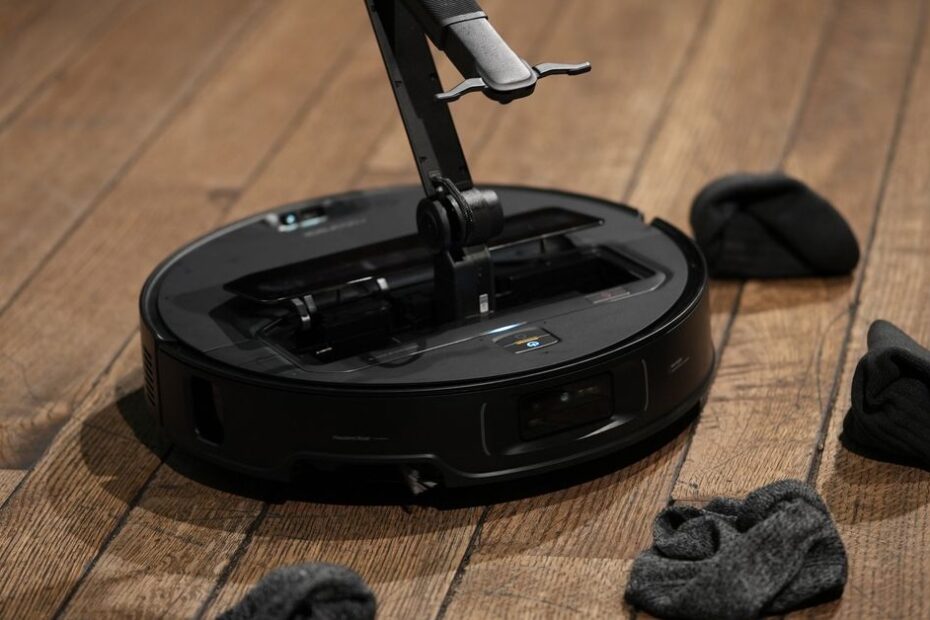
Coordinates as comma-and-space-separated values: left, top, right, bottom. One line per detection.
625, 480, 846, 620
841, 320, 930, 470
218, 563, 376, 620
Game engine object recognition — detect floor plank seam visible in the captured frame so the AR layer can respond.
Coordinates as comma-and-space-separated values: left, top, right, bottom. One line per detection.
0, 8, 370, 610
51, 445, 175, 619
434, 505, 491, 620
0, 0, 362, 512
0, 0, 134, 134
666, 283, 745, 510
190, 5, 579, 613
194, 501, 272, 620
185, 104, 407, 620
0, 471, 29, 515
83, 22, 383, 615
198, 13, 374, 226
467, 0, 570, 159
7, 2, 915, 617
774, 0, 842, 169
805, 0, 930, 485
621, 0, 717, 202
353, 0, 570, 185
440, 4, 719, 616
664, 0, 842, 507
0, 0, 272, 319
3, 0, 58, 38
0, 329, 138, 515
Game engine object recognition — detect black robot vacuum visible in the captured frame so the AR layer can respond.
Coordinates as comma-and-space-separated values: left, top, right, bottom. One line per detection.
140, 0, 714, 488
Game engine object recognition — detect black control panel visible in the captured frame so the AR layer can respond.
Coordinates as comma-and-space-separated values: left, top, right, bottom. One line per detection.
494, 327, 560, 354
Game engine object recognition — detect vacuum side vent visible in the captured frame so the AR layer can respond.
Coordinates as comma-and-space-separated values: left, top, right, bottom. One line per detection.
191, 377, 224, 445
142, 346, 157, 410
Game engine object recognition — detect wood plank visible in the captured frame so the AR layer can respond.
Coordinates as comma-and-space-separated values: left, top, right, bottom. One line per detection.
61, 449, 267, 619
800, 15, 930, 618
357, 3, 561, 188
673, 0, 923, 502
442, 1, 840, 616
0, 0, 131, 126
0, 468, 25, 505
23, 2, 553, 617
0, 0, 373, 470
0, 4, 368, 615
0, 342, 169, 618
0, 0, 262, 311
442, 439, 687, 620
122, 4, 571, 618
222, 13, 398, 219
222, 0, 552, 221
205, 501, 486, 620
0, 0, 54, 39
2, 2, 913, 619
207, 4, 704, 618
53, 2, 418, 616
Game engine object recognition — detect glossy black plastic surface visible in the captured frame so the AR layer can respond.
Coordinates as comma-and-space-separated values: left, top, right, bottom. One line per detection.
140, 185, 714, 486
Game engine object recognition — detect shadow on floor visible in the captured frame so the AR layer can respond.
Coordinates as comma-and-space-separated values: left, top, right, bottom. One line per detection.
821, 445, 930, 524
710, 274, 854, 315
93, 387, 697, 510
57, 383, 695, 579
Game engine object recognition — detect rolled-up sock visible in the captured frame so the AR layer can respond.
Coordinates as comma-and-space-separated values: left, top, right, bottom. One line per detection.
841, 320, 930, 470
219, 563, 376, 620
625, 480, 847, 620
690, 173, 859, 279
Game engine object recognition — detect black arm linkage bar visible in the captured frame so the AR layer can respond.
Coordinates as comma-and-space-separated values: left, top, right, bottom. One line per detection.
366, 0, 472, 198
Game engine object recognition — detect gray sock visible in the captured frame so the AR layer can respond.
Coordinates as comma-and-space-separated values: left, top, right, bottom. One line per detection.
218, 563, 376, 620
625, 480, 846, 620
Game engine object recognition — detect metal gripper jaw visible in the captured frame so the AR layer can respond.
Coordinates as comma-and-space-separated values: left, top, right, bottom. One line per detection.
437, 61, 592, 103
395, 0, 591, 104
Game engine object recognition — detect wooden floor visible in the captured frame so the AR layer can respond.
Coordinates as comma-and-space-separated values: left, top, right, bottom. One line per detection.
1, 0, 929, 617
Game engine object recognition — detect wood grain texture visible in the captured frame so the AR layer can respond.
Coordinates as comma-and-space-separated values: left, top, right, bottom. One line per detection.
358, 0, 560, 189
472, 0, 710, 200
35, 2, 559, 618
0, 2, 369, 614
443, 439, 687, 620
0, 468, 25, 505
674, 0, 924, 502
205, 502, 486, 620
223, 0, 559, 222
0, 0, 55, 39
207, 3, 704, 618
0, 341, 167, 618
801, 16, 930, 618
0, 0, 369, 469
442, 1, 839, 617
0, 0, 262, 311
1, 1, 928, 617
60, 447, 267, 619
0, 0, 130, 126
203, 4, 574, 618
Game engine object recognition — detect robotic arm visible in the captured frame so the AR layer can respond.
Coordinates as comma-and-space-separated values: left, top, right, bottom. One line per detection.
365, 0, 590, 322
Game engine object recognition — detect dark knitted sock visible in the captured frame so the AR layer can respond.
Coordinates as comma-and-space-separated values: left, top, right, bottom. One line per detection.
690, 173, 859, 279
625, 480, 847, 620
218, 563, 376, 620
841, 320, 930, 470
